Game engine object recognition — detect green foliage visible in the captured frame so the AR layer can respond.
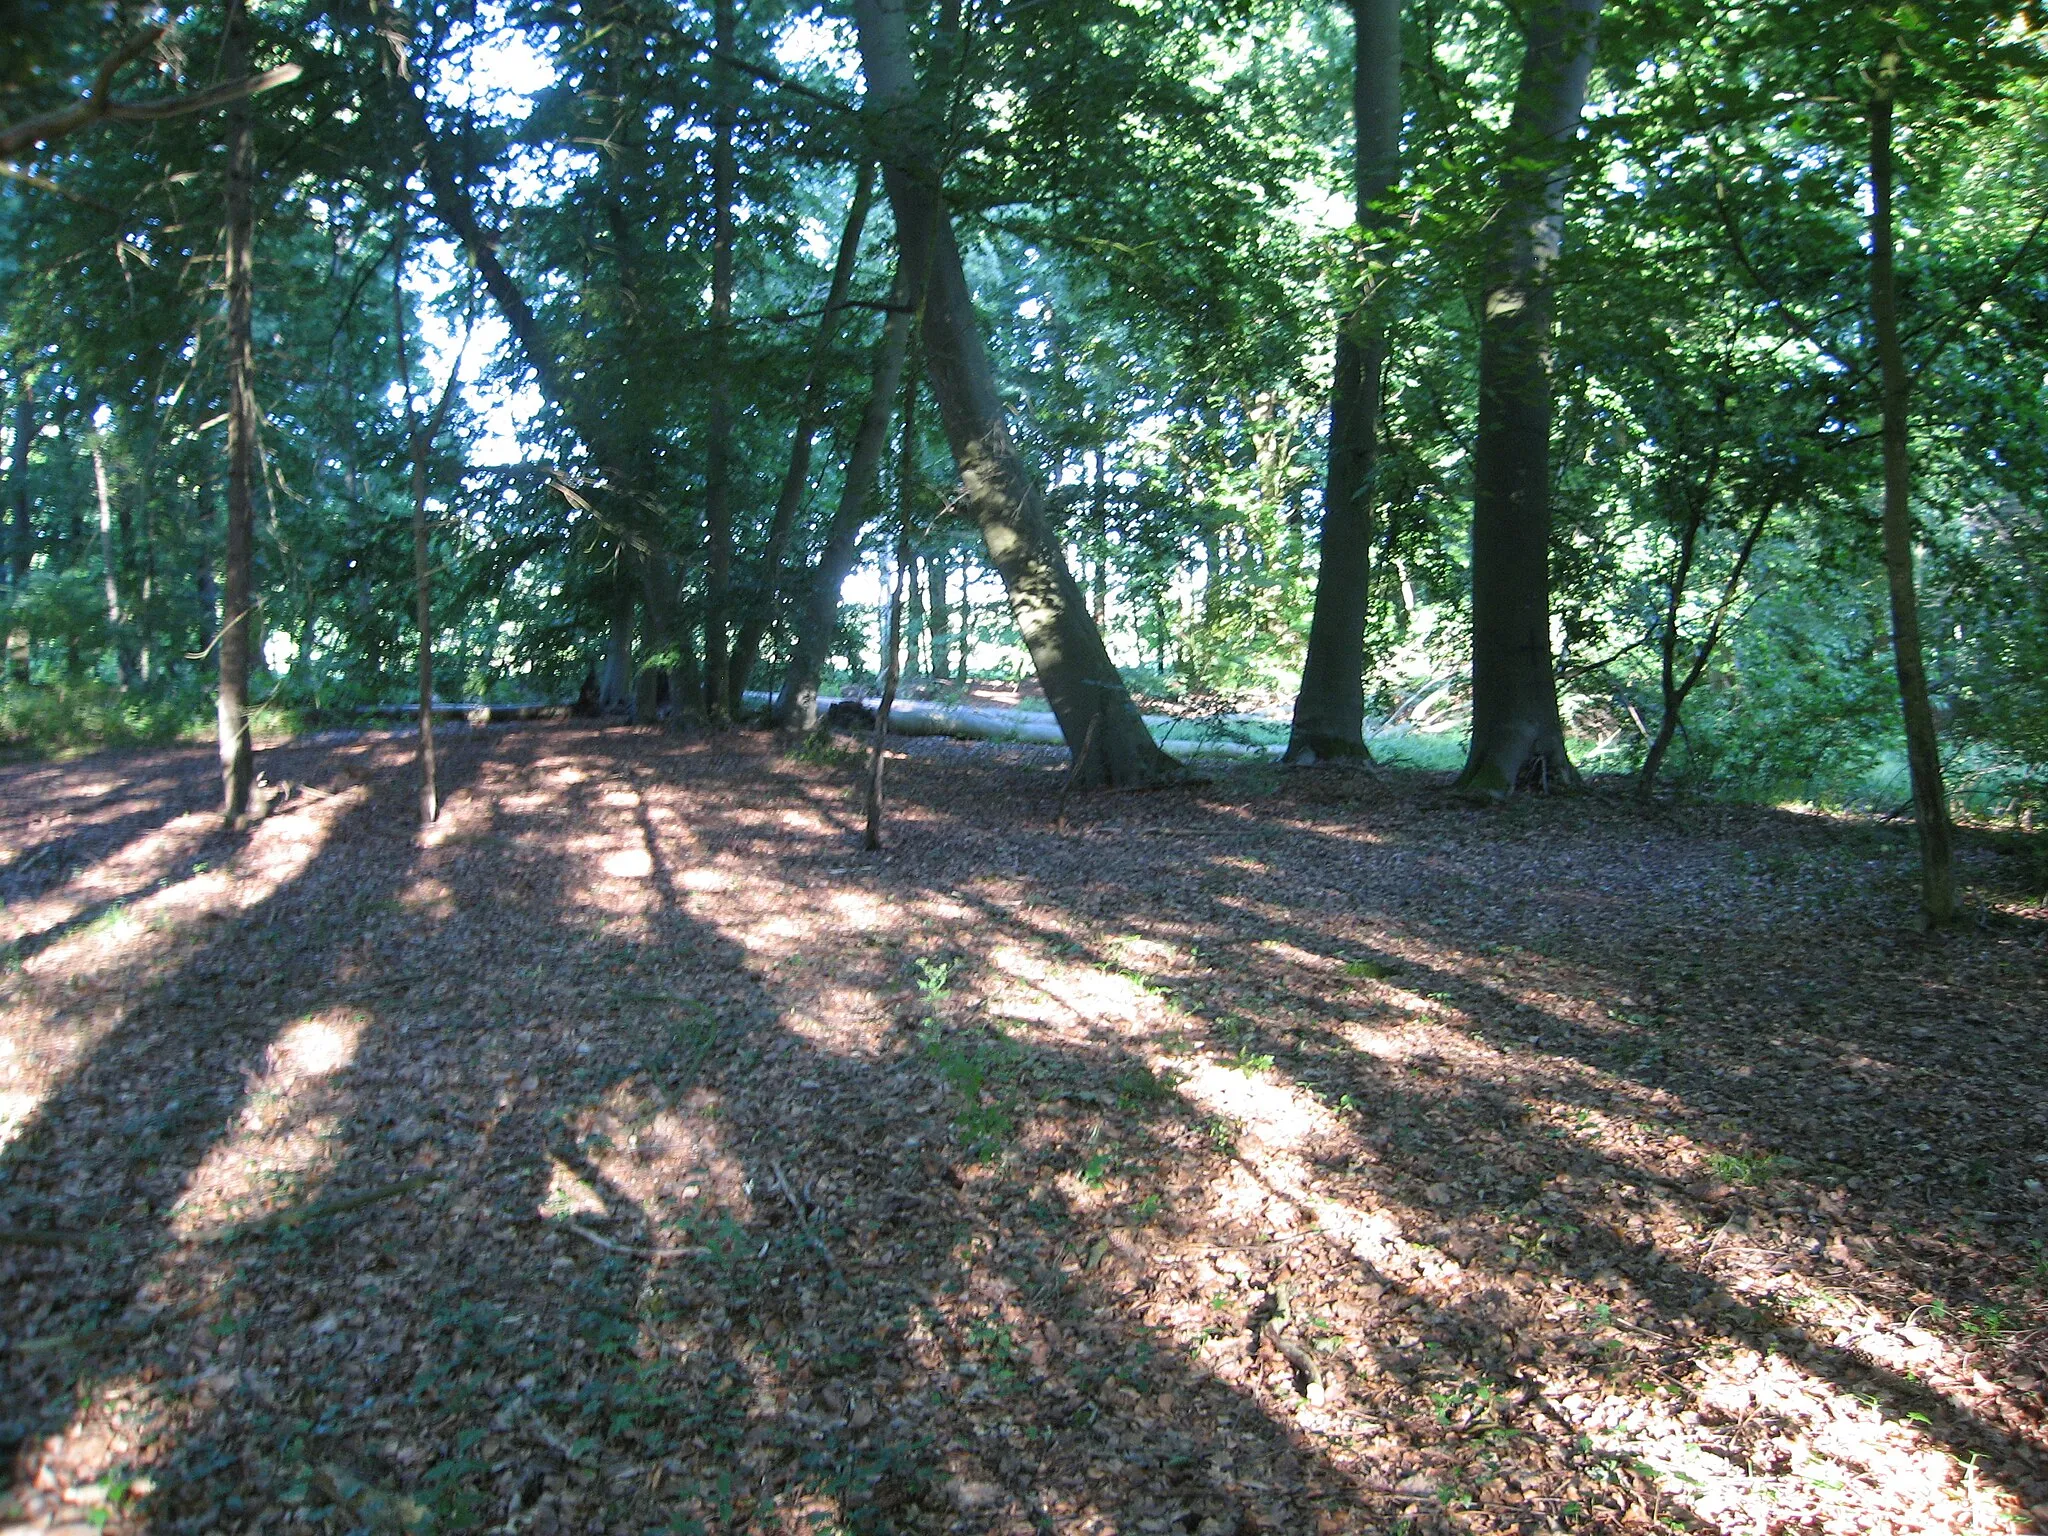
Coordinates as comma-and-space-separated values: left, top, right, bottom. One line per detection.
0, 678, 211, 756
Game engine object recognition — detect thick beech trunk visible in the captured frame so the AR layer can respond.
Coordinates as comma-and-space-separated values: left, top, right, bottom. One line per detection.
851, 0, 1182, 789
218, 0, 257, 825
774, 254, 922, 731
701, 0, 739, 723
1286, 0, 1399, 765
1869, 55, 1956, 925
1455, 0, 1599, 797
727, 163, 876, 702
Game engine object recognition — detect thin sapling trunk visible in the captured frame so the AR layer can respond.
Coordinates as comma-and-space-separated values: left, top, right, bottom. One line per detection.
1868, 50, 1956, 925
864, 523, 911, 851
727, 162, 877, 702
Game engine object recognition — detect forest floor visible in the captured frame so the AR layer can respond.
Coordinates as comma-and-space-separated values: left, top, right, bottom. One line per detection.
0, 722, 2044, 1536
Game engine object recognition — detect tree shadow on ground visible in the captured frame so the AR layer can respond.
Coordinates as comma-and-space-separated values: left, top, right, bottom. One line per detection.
0, 726, 2042, 1536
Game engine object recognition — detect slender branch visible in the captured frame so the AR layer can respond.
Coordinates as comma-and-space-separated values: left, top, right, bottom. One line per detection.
0, 47, 305, 160
664, 25, 856, 115
1709, 171, 1850, 371
1905, 202, 2048, 385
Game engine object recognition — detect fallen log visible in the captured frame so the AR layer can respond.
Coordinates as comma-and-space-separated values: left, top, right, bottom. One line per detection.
346, 702, 575, 725
742, 691, 1282, 759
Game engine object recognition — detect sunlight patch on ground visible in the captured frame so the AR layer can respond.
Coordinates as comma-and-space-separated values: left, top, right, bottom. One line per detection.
1172, 1058, 1337, 1153
572, 1084, 754, 1234
264, 1014, 363, 1082
601, 848, 655, 879
397, 875, 456, 917
168, 1105, 347, 1241
981, 941, 1162, 1030
541, 1158, 609, 1219
0, 797, 347, 1164
1615, 1347, 2026, 1533
824, 887, 887, 930
0, 1088, 36, 1153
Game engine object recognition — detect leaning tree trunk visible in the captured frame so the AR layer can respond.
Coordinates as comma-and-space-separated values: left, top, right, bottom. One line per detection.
774, 253, 923, 731
218, 0, 257, 825
726, 162, 877, 702
700, 0, 739, 724
1286, 0, 1401, 765
1455, 0, 1600, 798
1868, 50, 1956, 926
851, 0, 1182, 789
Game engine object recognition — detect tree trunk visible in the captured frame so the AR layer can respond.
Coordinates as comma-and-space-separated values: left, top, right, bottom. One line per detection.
6, 374, 29, 681
901, 374, 925, 675
1088, 448, 1109, 629
1455, 0, 1599, 798
851, 0, 1183, 789
774, 252, 922, 731
926, 544, 950, 680
9, 375, 29, 585
395, 236, 466, 825
218, 0, 257, 824
93, 443, 141, 689
727, 162, 876, 702
1869, 52, 1956, 925
411, 426, 438, 823
864, 524, 911, 850
1286, 0, 1399, 764
600, 559, 635, 713
700, 0, 739, 724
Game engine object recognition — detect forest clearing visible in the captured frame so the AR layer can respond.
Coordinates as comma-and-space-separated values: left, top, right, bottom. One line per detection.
0, 723, 2043, 1535
5, 0, 2048, 1528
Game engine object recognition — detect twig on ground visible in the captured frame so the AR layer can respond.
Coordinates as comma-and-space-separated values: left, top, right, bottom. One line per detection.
0, 1224, 103, 1248
1262, 1319, 1324, 1388
771, 1155, 843, 1279
203, 1173, 437, 1243
561, 1220, 711, 1260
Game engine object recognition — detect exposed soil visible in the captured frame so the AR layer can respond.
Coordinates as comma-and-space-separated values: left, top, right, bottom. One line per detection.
0, 723, 2043, 1536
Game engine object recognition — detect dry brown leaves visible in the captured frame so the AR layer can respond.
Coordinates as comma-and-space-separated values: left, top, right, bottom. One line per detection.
0, 724, 2042, 1536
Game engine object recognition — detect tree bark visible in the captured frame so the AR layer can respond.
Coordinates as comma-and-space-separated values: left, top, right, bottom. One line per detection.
394, 236, 467, 824
218, 0, 257, 825
92, 443, 140, 689
864, 523, 911, 849
726, 162, 877, 702
10, 378, 34, 681
1286, 0, 1399, 764
600, 558, 636, 713
851, 0, 1182, 789
773, 252, 922, 731
926, 543, 950, 680
700, 0, 739, 724
1868, 51, 1956, 925
900, 371, 924, 673
1455, 0, 1600, 798
9, 375, 30, 585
